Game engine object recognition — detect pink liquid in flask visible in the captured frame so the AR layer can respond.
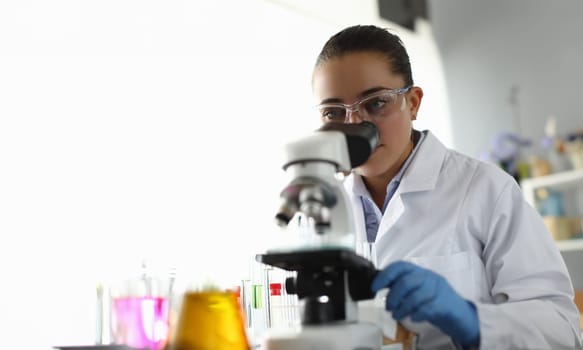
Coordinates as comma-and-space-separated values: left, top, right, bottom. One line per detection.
111, 296, 169, 350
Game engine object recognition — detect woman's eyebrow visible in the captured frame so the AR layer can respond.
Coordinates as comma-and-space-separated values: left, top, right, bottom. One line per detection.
319, 86, 389, 105
358, 86, 389, 98
319, 97, 343, 104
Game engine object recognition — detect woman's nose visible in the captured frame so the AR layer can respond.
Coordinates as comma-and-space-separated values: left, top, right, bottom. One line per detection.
345, 108, 365, 124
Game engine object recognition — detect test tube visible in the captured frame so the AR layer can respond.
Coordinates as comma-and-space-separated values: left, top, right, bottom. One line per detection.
248, 259, 269, 337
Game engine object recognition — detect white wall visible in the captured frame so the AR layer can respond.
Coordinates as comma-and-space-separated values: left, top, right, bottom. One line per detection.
429, 0, 583, 158
0, 1, 450, 348
272, 0, 453, 146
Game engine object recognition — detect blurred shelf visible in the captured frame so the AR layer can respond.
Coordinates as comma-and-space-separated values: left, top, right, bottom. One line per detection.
520, 168, 583, 191
520, 169, 583, 207
520, 168, 583, 208
556, 239, 583, 252
520, 169, 583, 252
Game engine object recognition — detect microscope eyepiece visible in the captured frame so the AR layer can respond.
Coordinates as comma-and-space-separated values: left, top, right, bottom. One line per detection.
317, 121, 379, 168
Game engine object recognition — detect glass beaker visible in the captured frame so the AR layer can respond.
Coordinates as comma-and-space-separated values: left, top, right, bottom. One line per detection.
107, 266, 175, 350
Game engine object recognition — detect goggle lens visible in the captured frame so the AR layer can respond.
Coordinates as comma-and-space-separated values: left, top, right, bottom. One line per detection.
317, 87, 410, 123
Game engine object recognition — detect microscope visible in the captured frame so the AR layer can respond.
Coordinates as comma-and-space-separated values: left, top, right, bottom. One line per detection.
256, 122, 383, 350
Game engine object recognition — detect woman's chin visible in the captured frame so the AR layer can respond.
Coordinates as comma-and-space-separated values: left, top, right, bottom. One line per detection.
354, 164, 378, 177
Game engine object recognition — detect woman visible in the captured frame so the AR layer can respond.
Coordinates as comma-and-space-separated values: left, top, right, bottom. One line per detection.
312, 24, 581, 349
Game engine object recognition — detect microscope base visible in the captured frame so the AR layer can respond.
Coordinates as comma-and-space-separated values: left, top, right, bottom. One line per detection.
260, 322, 382, 350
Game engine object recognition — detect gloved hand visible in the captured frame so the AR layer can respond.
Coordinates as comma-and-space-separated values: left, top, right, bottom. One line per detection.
371, 261, 480, 347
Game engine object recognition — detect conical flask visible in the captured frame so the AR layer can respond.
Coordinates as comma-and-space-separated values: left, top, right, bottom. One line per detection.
171, 290, 249, 350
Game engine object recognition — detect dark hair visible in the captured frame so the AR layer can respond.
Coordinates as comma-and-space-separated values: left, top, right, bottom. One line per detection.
315, 25, 413, 86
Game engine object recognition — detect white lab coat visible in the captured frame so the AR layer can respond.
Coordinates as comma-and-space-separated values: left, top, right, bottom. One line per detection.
345, 131, 582, 349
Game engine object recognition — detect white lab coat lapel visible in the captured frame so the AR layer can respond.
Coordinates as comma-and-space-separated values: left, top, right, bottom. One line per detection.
375, 192, 404, 242
375, 132, 447, 242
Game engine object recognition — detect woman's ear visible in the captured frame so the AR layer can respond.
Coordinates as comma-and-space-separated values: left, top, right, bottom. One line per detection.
407, 86, 424, 120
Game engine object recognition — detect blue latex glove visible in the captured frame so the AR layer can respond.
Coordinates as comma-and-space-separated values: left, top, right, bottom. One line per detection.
371, 261, 480, 347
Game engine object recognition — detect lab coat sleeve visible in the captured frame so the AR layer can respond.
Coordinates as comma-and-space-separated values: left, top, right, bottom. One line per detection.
476, 178, 582, 349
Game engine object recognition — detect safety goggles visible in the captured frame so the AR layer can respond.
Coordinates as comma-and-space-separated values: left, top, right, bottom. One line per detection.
316, 86, 412, 123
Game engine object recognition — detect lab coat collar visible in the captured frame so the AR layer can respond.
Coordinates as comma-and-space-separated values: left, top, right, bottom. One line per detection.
342, 131, 446, 243
343, 130, 446, 197
346, 169, 370, 198
398, 130, 446, 194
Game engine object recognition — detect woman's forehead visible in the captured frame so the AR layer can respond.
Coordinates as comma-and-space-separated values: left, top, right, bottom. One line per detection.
312, 52, 403, 102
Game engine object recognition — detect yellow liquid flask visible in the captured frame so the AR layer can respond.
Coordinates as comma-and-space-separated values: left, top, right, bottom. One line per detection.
171, 290, 249, 350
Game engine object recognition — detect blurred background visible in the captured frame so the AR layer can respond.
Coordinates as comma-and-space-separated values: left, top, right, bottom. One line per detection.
1, 0, 582, 348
